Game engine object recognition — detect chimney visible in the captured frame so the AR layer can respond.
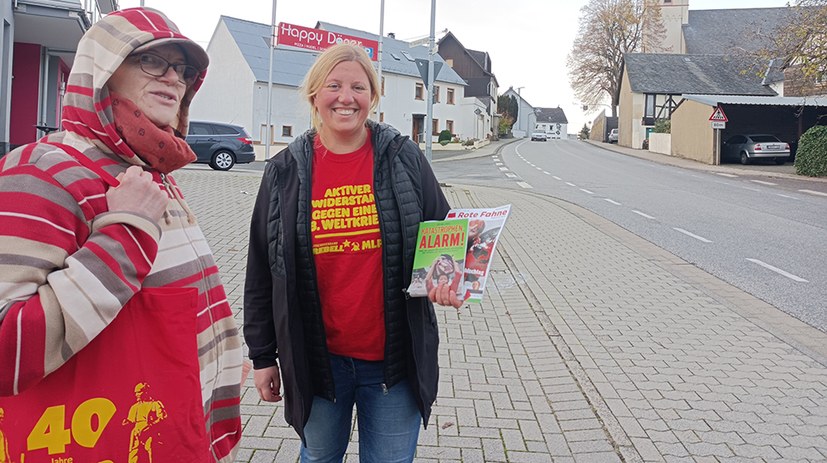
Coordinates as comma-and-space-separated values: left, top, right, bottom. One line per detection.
388, 32, 395, 38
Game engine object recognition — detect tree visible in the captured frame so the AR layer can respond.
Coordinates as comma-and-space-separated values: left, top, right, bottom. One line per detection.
567, 0, 666, 116
758, 0, 827, 83
579, 123, 591, 140
497, 94, 519, 131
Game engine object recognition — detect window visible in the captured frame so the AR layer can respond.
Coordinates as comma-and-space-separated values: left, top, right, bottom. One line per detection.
282, 125, 292, 137
446, 120, 454, 134
381, 76, 385, 96
816, 65, 827, 84
446, 58, 454, 67
432, 118, 439, 133
380, 112, 385, 122
212, 124, 237, 135
447, 88, 455, 105
433, 85, 440, 103
401, 51, 415, 62
189, 122, 212, 135
415, 83, 424, 100
644, 94, 656, 118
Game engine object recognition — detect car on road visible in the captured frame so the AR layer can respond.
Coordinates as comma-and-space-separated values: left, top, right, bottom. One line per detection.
186, 121, 256, 171
530, 131, 548, 142
608, 128, 619, 143
722, 134, 790, 165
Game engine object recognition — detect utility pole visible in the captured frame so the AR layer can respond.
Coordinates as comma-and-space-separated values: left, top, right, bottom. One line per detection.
424, 0, 436, 162
265, 0, 277, 159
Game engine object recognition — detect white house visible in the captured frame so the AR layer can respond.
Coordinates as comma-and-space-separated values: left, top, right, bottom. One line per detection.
502, 87, 537, 138
191, 16, 474, 158
534, 107, 568, 140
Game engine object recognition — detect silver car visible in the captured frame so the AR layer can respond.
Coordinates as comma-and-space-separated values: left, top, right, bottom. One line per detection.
722, 134, 790, 165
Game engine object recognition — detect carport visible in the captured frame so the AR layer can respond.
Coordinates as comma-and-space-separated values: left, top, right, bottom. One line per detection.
670, 94, 827, 165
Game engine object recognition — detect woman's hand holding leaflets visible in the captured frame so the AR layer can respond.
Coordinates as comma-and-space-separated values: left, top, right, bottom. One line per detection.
107, 166, 168, 222
428, 283, 463, 309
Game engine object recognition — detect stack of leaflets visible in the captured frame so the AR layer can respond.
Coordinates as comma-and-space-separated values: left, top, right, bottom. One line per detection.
407, 218, 468, 298
407, 204, 511, 303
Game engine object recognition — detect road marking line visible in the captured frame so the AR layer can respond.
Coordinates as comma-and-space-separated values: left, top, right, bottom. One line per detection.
776, 193, 798, 199
565, 182, 577, 187
505, 173, 518, 178
536, 167, 543, 170
746, 258, 808, 282
715, 173, 738, 178
751, 180, 777, 186
495, 162, 504, 166
603, 198, 622, 206
517, 182, 533, 189
499, 167, 509, 171
553, 176, 562, 181
800, 189, 827, 197
580, 189, 594, 195
633, 210, 655, 219
543, 171, 551, 175
673, 227, 712, 243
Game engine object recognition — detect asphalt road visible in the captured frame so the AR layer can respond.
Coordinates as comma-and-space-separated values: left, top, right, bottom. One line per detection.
431, 139, 827, 334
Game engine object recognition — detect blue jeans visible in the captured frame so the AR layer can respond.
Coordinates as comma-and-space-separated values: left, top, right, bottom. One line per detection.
300, 355, 422, 463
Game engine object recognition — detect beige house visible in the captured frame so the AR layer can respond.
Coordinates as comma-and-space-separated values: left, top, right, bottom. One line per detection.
616, 53, 775, 150
611, 1, 827, 164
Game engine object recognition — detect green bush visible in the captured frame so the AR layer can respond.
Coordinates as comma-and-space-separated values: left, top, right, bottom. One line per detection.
653, 119, 671, 133
438, 129, 452, 145
795, 125, 827, 177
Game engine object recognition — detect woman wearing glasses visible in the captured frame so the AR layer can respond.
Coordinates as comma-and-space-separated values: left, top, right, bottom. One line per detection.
0, 8, 243, 462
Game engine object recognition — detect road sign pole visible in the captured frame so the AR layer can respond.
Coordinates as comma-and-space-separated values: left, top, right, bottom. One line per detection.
714, 129, 720, 165
424, 0, 436, 163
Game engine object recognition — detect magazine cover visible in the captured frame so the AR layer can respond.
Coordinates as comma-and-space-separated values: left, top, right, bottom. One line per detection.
445, 204, 511, 303
407, 218, 469, 298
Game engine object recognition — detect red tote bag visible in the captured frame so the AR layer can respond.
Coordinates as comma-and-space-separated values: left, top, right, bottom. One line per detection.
0, 287, 210, 463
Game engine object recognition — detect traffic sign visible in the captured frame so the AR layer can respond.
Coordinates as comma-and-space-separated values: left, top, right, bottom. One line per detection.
414, 59, 443, 89
711, 121, 726, 129
709, 106, 728, 122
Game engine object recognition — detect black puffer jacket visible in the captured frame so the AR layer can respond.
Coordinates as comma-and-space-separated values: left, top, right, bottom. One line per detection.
243, 121, 450, 442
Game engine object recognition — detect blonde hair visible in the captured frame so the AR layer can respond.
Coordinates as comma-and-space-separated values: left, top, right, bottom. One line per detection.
301, 43, 380, 131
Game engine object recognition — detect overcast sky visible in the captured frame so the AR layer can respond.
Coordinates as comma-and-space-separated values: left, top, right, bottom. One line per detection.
120, 0, 791, 132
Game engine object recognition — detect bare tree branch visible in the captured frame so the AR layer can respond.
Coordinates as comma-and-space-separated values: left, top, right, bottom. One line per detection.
567, 0, 665, 116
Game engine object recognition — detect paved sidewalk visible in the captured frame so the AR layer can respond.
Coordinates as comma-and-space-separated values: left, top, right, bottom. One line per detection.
176, 145, 827, 462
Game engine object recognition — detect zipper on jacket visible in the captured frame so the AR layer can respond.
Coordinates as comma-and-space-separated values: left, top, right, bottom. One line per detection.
301, 136, 337, 403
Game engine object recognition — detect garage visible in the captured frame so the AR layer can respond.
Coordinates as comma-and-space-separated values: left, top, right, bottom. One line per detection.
671, 94, 827, 165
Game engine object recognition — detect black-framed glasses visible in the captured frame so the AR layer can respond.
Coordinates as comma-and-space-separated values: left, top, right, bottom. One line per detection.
132, 53, 199, 86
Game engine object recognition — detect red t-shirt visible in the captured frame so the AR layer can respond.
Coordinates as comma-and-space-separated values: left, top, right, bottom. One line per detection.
311, 134, 385, 360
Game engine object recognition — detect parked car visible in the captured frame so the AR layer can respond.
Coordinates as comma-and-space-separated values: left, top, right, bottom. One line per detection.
530, 131, 548, 142
721, 134, 790, 165
608, 128, 619, 143
186, 121, 256, 170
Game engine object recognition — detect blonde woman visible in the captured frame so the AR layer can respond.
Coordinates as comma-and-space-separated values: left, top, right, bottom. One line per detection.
244, 43, 460, 462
